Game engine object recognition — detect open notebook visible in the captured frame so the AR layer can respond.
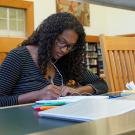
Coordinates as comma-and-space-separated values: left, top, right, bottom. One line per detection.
38, 98, 135, 122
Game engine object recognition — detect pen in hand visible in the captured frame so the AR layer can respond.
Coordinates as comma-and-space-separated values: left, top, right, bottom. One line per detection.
48, 76, 62, 98
48, 76, 64, 97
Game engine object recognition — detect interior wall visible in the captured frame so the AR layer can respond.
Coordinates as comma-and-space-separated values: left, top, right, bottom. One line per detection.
84, 4, 107, 35
105, 6, 135, 35
33, 0, 135, 35
34, 0, 56, 29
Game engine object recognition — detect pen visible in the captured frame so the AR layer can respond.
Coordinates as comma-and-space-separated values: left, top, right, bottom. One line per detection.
109, 95, 122, 99
34, 106, 57, 111
48, 75, 64, 97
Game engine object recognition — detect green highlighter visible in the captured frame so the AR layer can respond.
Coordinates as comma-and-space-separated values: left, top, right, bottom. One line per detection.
39, 102, 66, 106
32, 101, 66, 108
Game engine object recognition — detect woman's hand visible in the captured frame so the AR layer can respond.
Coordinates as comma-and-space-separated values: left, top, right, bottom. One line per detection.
38, 84, 61, 100
61, 86, 79, 96
18, 84, 62, 104
61, 85, 94, 97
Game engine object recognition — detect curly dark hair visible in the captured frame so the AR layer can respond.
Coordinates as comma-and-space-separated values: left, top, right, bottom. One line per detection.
21, 12, 86, 83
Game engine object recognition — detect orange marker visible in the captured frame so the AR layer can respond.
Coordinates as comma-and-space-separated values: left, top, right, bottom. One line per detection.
34, 106, 57, 111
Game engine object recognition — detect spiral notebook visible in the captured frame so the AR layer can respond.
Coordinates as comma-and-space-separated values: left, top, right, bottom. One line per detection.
38, 98, 135, 122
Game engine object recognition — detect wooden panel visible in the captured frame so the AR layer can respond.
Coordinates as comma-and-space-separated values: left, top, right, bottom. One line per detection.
129, 51, 135, 81
0, 37, 24, 52
0, 53, 7, 64
114, 51, 124, 90
103, 36, 135, 50
124, 51, 133, 81
100, 37, 113, 91
0, 0, 33, 8
109, 51, 120, 91
119, 51, 128, 87
85, 35, 99, 43
107, 51, 115, 91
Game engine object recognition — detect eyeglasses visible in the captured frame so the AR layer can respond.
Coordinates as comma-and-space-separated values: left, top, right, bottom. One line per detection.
55, 38, 77, 52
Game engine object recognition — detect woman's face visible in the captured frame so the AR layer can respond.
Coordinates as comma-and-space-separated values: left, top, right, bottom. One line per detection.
52, 29, 78, 60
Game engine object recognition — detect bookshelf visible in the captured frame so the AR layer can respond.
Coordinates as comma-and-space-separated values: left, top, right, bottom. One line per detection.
85, 35, 104, 78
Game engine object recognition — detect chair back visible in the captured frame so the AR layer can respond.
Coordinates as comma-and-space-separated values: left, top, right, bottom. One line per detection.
100, 35, 135, 92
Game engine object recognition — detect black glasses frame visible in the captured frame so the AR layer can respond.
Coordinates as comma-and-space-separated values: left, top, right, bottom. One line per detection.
55, 38, 77, 52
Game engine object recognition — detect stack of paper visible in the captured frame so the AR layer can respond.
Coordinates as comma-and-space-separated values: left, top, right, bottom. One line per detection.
38, 98, 135, 121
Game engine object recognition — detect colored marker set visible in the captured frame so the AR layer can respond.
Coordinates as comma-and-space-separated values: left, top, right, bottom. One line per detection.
32, 101, 66, 111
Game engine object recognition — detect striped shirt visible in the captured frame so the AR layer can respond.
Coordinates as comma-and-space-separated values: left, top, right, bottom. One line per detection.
0, 46, 108, 106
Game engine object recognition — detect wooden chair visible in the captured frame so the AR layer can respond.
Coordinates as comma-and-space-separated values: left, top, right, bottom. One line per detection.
100, 35, 135, 92
0, 52, 7, 64
0, 37, 23, 64
0, 43, 9, 64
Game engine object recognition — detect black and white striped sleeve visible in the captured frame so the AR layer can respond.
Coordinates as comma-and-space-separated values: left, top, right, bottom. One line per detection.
0, 50, 22, 106
79, 70, 108, 94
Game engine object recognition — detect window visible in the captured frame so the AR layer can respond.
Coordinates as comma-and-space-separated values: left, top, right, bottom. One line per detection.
0, 7, 26, 37
0, 0, 34, 54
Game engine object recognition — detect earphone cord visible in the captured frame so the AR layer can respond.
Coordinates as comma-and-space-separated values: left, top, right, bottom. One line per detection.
50, 61, 64, 87
50, 61, 92, 96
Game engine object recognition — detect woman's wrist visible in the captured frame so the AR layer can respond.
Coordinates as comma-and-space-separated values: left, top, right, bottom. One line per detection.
18, 90, 39, 104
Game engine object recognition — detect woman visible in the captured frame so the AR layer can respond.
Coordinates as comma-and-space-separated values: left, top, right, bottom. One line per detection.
0, 13, 108, 107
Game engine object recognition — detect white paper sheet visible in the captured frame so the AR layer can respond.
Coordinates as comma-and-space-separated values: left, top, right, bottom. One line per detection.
36, 95, 108, 104
38, 98, 135, 122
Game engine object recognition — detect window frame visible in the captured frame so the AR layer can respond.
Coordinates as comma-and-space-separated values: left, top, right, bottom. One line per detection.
0, 7, 26, 37
0, 0, 34, 52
